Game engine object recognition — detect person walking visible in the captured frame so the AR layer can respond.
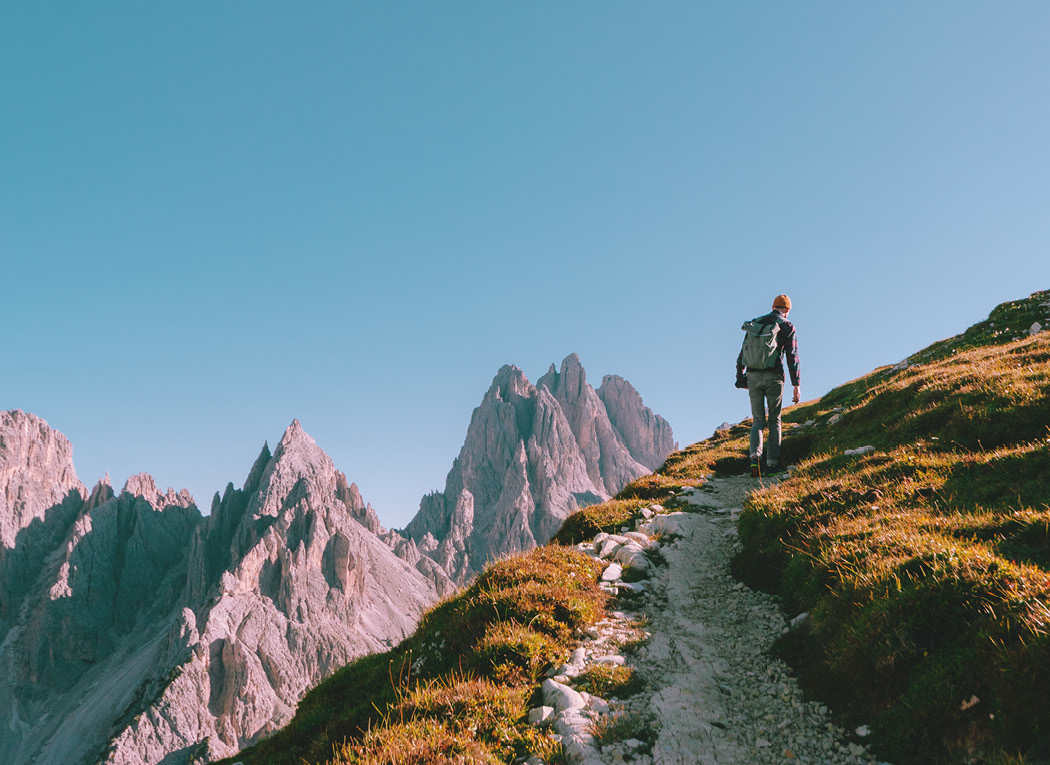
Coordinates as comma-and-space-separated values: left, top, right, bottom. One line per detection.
735, 294, 801, 477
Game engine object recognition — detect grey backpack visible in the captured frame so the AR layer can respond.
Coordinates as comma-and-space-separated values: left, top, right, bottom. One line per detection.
740, 315, 782, 370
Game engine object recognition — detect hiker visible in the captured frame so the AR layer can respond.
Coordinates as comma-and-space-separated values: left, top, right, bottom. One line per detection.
735, 294, 801, 477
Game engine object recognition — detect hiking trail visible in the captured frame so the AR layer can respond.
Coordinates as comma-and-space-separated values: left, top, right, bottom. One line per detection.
532, 474, 893, 765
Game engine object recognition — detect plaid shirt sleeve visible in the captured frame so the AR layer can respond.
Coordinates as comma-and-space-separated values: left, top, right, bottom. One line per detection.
779, 320, 800, 386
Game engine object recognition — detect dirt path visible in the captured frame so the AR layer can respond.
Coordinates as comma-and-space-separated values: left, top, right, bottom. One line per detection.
632, 475, 888, 764
539, 475, 892, 765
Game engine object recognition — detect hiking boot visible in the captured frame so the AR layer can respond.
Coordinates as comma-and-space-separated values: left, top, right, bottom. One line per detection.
765, 462, 784, 475
749, 462, 760, 478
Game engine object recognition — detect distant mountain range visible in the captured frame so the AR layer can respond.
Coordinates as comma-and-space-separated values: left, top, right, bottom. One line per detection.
0, 354, 673, 764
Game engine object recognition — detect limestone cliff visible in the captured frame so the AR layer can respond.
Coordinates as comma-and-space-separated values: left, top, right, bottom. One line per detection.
0, 414, 437, 765
402, 354, 674, 584
0, 411, 87, 632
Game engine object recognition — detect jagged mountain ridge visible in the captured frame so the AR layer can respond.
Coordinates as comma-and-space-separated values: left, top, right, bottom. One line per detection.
401, 353, 676, 584
0, 354, 673, 764
0, 414, 436, 765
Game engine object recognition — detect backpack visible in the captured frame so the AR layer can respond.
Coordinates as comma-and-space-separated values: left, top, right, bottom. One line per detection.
740, 314, 782, 370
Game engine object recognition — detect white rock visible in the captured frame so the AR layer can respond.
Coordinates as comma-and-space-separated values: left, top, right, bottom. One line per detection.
599, 538, 624, 559
556, 664, 581, 677
542, 679, 586, 712
844, 445, 875, 456
624, 531, 651, 547
614, 542, 646, 564
647, 513, 687, 536
529, 706, 555, 725
601, 563, 623, 582
587, 696, 611, 713
1031, 321, 1043, 335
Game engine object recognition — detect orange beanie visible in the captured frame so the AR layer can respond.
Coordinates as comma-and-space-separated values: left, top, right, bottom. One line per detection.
773, 294, 792, 310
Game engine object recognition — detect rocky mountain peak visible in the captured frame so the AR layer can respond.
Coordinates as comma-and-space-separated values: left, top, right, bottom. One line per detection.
557, 351, 587, 398
86, 474, 115, 511
597, 374, 677, 472
0, 410, 85, 548
336, 471, 382, 534
0, 412, 438, 765
277, 418, 310, 450
122, 472, 195, 512
487, 364, 532, 404
244, 442, 272, 494
403, 354, 674, 584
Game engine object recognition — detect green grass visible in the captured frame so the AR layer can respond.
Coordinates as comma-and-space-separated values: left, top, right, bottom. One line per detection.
220, 288, 1050, 765
724, 290, 1050, 763
574, 663, 646, 699
551, 498, 649, 545
216, 545, 606, 765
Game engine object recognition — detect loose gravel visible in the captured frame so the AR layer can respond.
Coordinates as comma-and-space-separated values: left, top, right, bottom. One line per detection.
524, 474, 894, 765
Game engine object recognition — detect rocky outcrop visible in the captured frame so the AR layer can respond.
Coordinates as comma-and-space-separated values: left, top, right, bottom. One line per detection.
0, 356, 672, 763
597, 374, 677, 472
0, 410, 85, 547
0, 414, 438, 765
0, 458, 204, 765
402, 354, 674, 584
0, 411, 88, 633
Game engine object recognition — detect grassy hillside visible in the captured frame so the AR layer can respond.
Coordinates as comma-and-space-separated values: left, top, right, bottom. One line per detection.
220, 289, 1050, 765
719, 289, 1050, 764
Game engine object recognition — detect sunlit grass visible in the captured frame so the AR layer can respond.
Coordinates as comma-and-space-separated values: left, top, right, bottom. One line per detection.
217, 290, 1050, 765
218, 545, 606, 765
728, 292, 1050, 763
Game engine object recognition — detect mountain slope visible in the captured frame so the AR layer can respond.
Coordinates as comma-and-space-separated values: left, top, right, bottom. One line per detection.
668, 288, 1050, 763
226, 288, 1050, 765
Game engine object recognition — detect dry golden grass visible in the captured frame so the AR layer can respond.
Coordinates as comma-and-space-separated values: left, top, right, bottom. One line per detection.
222, 545, 606, 765
730, 296, 1050, 763
220, 289, 1050, 765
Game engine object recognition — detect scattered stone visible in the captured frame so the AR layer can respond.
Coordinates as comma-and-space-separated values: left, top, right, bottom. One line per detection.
844, 445, 875, 456
535, 473, 896, 765
529, 706, 555, 725
542, 679, 586, 712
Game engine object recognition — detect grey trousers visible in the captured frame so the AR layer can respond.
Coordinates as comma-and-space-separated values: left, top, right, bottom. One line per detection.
748, 369, 784, 464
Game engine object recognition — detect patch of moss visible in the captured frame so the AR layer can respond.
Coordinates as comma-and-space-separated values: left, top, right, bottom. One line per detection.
553, 499, 648, 545
574, 663, 646, 699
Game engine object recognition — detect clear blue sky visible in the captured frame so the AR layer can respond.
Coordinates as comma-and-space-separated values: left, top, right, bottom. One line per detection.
4, 3, 1049, 528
